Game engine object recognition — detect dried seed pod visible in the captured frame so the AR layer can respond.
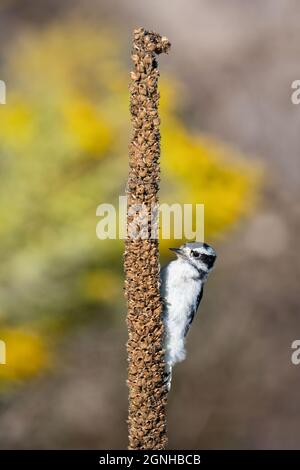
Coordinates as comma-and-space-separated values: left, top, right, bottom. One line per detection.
131, 54, 139, 63
130, 71, 140, 81
125, 28, 171, 451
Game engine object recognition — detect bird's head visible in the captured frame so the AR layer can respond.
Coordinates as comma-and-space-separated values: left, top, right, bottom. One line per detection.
169, 242, 217, 274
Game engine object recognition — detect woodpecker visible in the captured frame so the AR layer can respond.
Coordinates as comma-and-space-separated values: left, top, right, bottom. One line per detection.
160, 242, 217, 390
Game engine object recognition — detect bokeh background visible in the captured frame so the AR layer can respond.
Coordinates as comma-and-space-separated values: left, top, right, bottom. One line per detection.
0, 0, 299, 449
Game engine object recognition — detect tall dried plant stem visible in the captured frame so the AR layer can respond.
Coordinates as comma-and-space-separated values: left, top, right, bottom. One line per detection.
124, 28, 171, 450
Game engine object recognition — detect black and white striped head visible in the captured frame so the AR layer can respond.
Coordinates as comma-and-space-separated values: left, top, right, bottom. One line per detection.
169, 242, 217, 274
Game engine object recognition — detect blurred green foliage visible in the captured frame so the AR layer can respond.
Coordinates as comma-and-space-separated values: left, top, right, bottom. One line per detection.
0, 19, 259, 384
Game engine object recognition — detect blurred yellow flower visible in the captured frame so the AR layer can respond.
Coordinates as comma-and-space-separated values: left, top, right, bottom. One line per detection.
161, 119, 260, 247
81, 270, 121, 302
63, 97, 112, 157
0, 96, 35, 149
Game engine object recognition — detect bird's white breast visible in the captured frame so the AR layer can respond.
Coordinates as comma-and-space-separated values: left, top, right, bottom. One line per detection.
161, 259, 202, 366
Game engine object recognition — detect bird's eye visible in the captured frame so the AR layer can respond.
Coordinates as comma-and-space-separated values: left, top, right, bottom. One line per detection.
191, 250, 200, 258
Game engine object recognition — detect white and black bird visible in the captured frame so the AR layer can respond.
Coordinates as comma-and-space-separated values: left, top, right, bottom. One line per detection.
160, 242, 217, 390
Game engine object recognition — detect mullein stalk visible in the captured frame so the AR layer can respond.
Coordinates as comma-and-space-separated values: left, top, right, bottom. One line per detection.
124, 28, 171, 450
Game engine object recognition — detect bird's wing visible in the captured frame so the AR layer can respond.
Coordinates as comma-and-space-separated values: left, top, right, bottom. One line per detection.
184, 286, 203, 337
159, 265, 166, 292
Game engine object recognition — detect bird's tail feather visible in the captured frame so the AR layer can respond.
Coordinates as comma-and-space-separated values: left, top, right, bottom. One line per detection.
163, 365, 172, 391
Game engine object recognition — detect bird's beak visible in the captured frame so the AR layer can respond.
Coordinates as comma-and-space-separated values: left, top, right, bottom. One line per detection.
169, 247, 182, 255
